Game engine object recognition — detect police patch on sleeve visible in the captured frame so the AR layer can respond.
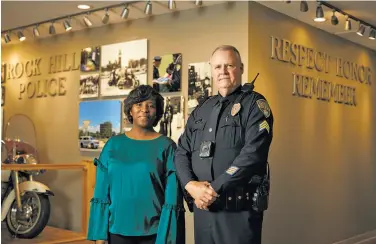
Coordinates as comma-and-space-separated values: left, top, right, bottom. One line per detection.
259, 120, 270, 134
256, 99, 271, 118
226, 166, 240, 176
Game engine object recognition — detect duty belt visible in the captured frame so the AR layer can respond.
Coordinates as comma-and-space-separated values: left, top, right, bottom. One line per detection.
209, 185, 257, 212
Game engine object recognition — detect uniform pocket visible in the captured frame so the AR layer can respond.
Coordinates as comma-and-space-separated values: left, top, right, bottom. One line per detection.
191, 119, 206, 151
219, 116, 242, 148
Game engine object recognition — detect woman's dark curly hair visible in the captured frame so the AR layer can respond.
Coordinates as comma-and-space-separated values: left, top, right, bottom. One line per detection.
124, 85, 164, 127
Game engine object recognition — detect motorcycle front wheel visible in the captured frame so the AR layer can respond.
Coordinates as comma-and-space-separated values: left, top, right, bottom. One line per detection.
6, 191, 51, 239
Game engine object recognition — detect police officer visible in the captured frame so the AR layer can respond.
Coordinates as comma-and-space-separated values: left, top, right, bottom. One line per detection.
153, 56, 162, 92
174, 45, 274, 244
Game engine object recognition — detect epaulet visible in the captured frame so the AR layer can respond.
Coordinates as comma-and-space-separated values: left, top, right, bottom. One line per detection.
241, 73, 260, 94
197, 95, 216, 107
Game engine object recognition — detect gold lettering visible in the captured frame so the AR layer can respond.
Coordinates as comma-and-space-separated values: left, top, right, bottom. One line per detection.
282, 39, 291, 62
314, 52, 324, 72
25, 60, 33, 77
14, 63, 24, 79
290, 43, 299, 65
324, 55, 330, 74
34, 58, 42, 76
72, 52, 80, 71
336, 58, 343, 77
27, 82, 36, 99
343, 61, 350, 79
365, 67, 372, 85
58, 77, 67, 96
36, 80, 45, 98
49, 78, 58, 96
298, 45, 306, 67
358, 65, 365, 83
19, 84, 25, 100
63, 54, 71, 72
49, 56, 55, 74
352, 63, 359, 82
306, 48, 314, 69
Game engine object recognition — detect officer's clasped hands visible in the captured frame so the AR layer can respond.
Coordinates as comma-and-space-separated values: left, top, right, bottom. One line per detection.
185, 181, 218, 210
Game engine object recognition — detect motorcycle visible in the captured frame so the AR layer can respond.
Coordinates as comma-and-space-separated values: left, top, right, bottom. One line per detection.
1, 114, 54, 239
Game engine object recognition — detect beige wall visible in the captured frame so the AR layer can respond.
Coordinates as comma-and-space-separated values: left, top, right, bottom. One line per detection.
1, 2, 249, 243
249, 2, 376, 244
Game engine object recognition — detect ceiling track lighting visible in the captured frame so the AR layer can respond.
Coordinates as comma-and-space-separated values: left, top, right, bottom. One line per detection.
345, 16, 352, 31
63, 18, 72, 31
144, 1, 152, 15
120, 4, 129, 19
300, 1, 308, 12
356, 24, 366, 36
168, 0, 176, 10
314, 2, 326, 22
33, 25, 40, 37
331, 10, 338, 25
195, 0, 203, 6
102, 8, 110, 24
17, 30, 26, 41
83, 14, 93, 27
1, 1, 141, 43
369, 29, 376, 40
49, 23, 56, 35
4, 32, 11, 43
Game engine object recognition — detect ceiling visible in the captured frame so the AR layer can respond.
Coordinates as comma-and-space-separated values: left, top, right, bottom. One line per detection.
1, 1, 376, 51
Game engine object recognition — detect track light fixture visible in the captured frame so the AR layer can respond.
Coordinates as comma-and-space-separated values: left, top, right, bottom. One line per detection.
17, 30, 26, 41
314, 2, 325, 22
63, 19, 72, 31
33, 25, 40, 37
49, 23, 56, 35
345, 16, 351, 31
144, 1, 152, 15
102, 9, 110, 24
300, 1, 308, 12
369, 29, 376, 40
4, 33, 11, 43
356, 24, 366, 36
83, 15, 92, 27
168, 0, 176, 10
120, 4, 129, 19
331, 10, 338, 25
195, 0, 203, 6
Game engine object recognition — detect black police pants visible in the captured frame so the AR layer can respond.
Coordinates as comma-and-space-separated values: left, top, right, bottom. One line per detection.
193, 205, 264, 244
108, 232, 156, 244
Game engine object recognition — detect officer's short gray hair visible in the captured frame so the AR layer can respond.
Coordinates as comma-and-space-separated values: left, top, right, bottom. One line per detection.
211, 45, 242, 63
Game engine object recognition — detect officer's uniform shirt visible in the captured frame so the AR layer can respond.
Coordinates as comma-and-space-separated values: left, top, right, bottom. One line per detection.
174, 84, 274, 195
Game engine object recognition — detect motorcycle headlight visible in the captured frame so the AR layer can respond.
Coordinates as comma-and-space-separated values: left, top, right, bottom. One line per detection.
24, 154, 38, 165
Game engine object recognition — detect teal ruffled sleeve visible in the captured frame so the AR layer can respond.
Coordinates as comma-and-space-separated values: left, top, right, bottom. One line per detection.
87, 139, 112, 241
156, 143, 186, 244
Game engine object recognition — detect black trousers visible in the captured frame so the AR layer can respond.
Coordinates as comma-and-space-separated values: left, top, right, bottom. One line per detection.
193, 205, 264, 244
108, 233, 157, 244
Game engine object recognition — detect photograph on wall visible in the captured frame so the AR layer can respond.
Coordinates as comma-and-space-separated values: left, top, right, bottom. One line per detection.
79, 73, 100, 99
152, 53, 182, 93
187, 62, 213, 115
153, 96, 185, 143
1, 64, 6, 83
1, 86, 5, 106
100, 39, 147, 97
80, 46, 101, 72
78, 100, 122, 154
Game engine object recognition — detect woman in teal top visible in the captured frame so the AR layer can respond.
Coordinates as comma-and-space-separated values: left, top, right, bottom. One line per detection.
87, 85, 186, 244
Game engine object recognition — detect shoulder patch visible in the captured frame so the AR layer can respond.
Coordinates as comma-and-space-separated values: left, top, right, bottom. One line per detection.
256, 99, 271, 118
226, 166, 240, 176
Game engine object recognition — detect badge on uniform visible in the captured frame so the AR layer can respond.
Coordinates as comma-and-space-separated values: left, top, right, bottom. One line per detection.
256, 99, 271, 118
231, 103, 241, 116
226, 166, 239, 176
